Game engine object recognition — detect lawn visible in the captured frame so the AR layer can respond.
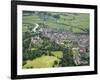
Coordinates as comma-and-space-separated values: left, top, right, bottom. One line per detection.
51, 51, 63, 59
30, 48, 37, 51
23, 55, 60, 68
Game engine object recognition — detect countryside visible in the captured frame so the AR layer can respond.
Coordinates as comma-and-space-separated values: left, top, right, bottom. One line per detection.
22, 11, 90, 69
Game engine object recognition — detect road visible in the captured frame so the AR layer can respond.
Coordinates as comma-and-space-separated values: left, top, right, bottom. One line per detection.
32, 23, 39, 33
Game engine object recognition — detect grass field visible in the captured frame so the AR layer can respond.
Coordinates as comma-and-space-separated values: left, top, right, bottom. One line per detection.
22, 12, 89, 33
51, 51, 63, 59
23, 55, 60, 68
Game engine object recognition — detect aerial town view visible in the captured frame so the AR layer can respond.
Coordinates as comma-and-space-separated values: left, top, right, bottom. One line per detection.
22, 11, 90, 69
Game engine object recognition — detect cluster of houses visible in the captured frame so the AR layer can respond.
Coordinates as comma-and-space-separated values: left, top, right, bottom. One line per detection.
31, 26, 89, 48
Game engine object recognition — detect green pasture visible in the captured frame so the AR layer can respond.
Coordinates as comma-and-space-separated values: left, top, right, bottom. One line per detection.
22, 13, 89, 33
51, 51, 63, 59
23, 55, 60, 68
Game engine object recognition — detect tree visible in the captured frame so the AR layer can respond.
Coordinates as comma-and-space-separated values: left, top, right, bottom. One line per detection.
59, 48, 75, 67
53, 60, 58, 67
53, 14, 60, 23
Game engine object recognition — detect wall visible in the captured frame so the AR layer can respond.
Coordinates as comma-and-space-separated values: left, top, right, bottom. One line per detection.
0, 0, 99, 80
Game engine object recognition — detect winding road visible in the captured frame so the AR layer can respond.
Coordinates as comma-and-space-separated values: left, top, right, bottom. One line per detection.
32, 23, 39, 33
